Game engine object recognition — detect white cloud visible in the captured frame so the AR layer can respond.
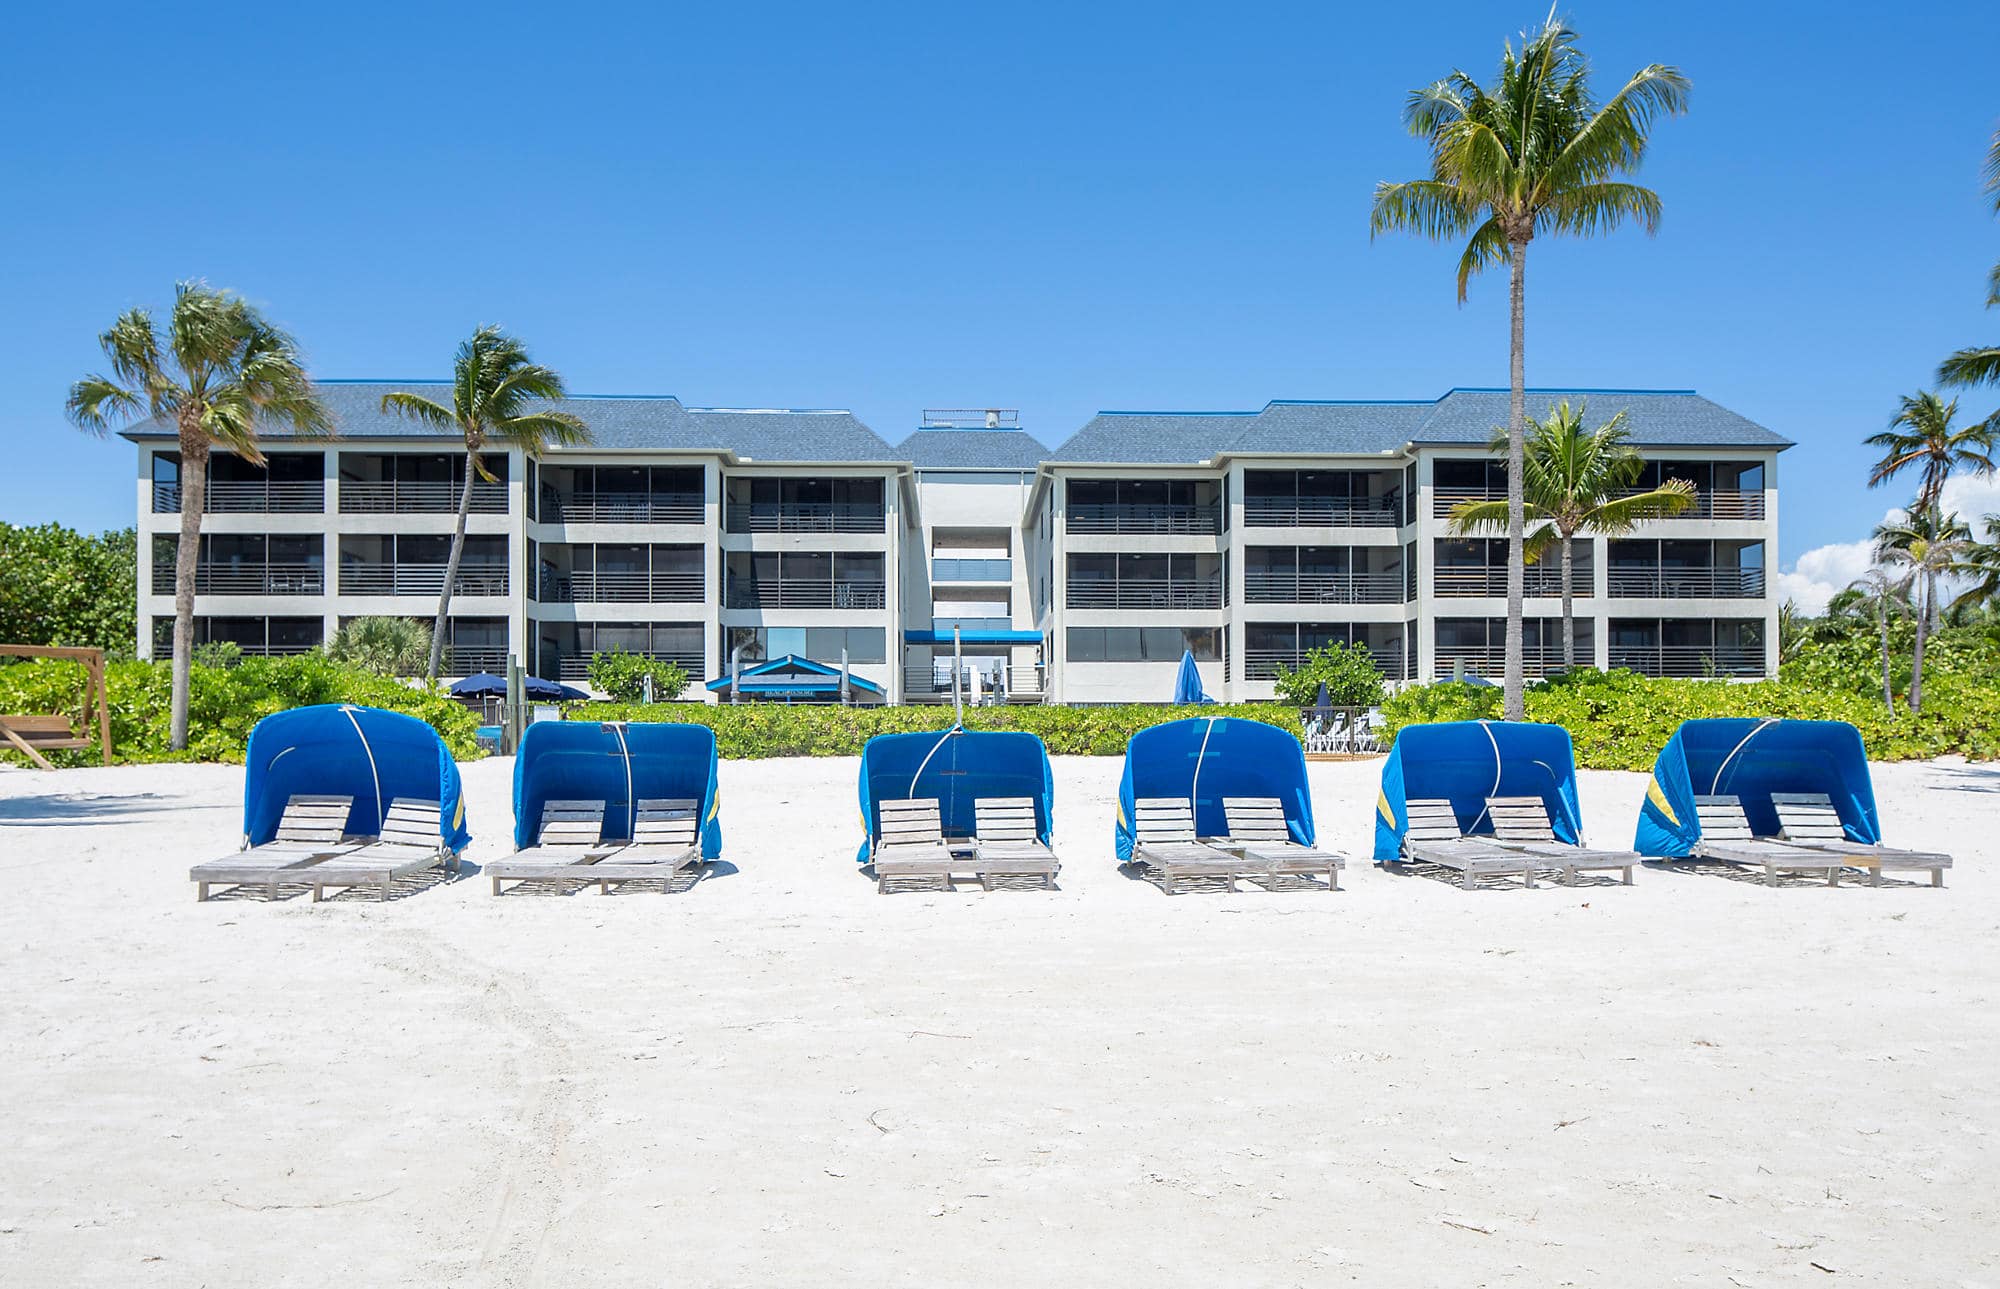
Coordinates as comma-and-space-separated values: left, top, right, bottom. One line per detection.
1777, 472, 2000, 615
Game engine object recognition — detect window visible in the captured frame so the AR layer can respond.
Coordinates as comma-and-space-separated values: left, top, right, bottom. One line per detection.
1065, 626, 1219, 661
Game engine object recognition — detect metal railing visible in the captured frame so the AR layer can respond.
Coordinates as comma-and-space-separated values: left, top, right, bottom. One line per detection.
152, 480, 325, 514
156, 638, 320, 658
538, 490, 703, 524
901, 664, 1046, 702
1431, 488, 1505, 519
1432, 566, 1582, 597
338, 480, 509, 514
1618, 487, 1765, 520
445, 647, 509, 674
723, 579, 888, 610
1065, 579, 1224, 610
338, 564, 510, 597
1609, 645, 1766, 677
1242, 571, 1405, 604
1433, 647, 1573, 679
1606, 568, 1766, 598
1064, 502, 1221, 535
931, 557, 1012, 582
553, 652, 705, 683
539, 571, 705, 603
150, 564, 324, 596
1244, 647, 1405, 681
1244, 498, 1402, 528
723, 502, 885, 534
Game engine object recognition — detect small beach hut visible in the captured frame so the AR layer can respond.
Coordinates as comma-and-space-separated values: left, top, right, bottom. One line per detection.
1113, 717, 1315, 863
511, 720, 722, 857
856, 728, 1054, 862
1372, 720, 1583, 862
242, 704, 469, 851
1635, 718, 1879, 858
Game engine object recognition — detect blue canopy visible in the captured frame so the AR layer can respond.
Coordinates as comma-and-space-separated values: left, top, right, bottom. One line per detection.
242, 704, 469, 852
1635, 718, 1880, 858
1373, 720, 1582, 862
1172, 650, 1211, 704
855, 728, 1054, 862
450, 672, 587, 701
1114, 717, 1313, 863
512, 720, 722, 857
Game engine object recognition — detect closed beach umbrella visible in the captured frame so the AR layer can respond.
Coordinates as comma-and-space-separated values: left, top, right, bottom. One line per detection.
1172, 649, 1210, 705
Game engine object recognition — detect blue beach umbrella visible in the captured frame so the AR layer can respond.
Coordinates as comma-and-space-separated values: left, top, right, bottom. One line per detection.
1172, 649, 1211, 705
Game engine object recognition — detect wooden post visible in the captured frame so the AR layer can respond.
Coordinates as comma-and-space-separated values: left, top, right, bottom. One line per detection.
90, 650, 111, 764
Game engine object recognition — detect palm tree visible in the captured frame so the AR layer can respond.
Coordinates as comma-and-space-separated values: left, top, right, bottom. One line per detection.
380, 327, 590, 681
1862, 392, 1995, 515
1874, 509, 1973, 713
1937, 127, 2000, 391
66, 282, 330, 750
1949, 514, 2000, 612
325, 616, 432, 676
1371, 19, 1688, 718
1447, 401, 1696, 670
1839, 568, 1913, 715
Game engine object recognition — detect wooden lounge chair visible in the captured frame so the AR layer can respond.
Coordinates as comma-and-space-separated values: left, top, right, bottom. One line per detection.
301, 799, 453, 902
1396, 798, 1541, 890
1130, 798, 1251, 894
970, 796, 1059, 890
1482, 795, 1638, 886
488, 800, 616, 895
1769, 792, 1951, 887
1216, 796, 1344, 890
571, 798, 706, 894
191, 794, 360, 901
871, 797, 963, 893
1690, 796, 1855, 886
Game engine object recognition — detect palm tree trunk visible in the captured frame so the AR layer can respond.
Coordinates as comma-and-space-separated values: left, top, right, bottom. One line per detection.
170, 437, 207, 751
1503, 238, 1528, 720
1878, 604, 1893, 715
1559, 531, 1575, 670
1909, 572, 1930, 714
426, 452, 476, 682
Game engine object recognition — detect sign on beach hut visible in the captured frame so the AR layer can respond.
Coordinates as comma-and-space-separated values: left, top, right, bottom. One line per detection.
243, 704, 469, 851
1113, 717, 1315, 863
511, 721, 722, 858
1635, 717, 1880, 858
1373, 720, 1583, 862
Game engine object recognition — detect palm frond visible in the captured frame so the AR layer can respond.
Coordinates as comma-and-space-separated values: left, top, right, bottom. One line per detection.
1454, 218, 1511, 302
1447, 498, 1550, 534
1370, 179, 1481, 241
1542, 63, 1691, 194
65, 375, 144, 435
1938, 344, 2000, 388
379, 391, 461, 434
98, 307, 165, 395
1585, 480, 1697, 532
1539, 182, 1664, 238
492, 410, 592, 452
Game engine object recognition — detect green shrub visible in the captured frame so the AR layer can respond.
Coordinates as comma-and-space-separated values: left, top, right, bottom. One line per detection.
0, 522, 136, 655
0, 654, 483, 766
1271, 641, 1387, 708
325, 616, 432, 676
190, 640, 244, 670
586, 649, 691, 703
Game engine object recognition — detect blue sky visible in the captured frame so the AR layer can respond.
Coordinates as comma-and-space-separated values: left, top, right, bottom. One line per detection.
4, 0, 1996, 605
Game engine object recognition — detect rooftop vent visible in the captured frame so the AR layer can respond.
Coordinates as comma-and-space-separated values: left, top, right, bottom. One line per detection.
922, 408, 1019, 430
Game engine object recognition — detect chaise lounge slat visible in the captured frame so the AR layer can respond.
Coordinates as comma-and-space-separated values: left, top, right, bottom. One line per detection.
1215, 796, 1343, 891
1131, 798, 1258, 894
303, 799, 452, 902
970, 797, 1059, 890
488, 800, 617, 894
1482, 795, 1639, 886
1396, 798, 1540, 890
1691, 796, 1857, 886
871, 798, 964, 893
191, 794, 361, 901
571, 798, 705, 894
1769, 792, 1952, 887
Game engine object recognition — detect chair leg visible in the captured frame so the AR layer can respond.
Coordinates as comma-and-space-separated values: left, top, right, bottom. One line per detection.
1461, 869, 1476, 891
491, 875, 503, 896
197, 881, 209, 902
1933, 868, 1945, 888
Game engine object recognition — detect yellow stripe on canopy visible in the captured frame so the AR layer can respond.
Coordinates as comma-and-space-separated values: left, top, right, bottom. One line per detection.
1645, 776, 1679, 828
1377, 790, 1395, 828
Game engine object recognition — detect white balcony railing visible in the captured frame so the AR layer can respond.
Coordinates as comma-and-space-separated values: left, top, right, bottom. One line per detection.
723, 502, 884, 534
539, 571, 705, 604
338, 480, 509, 515
1244, 498, 1401, 528
1242, 571, 1404, 604
1433, 646, 1573, 679
1433, 566, 1582, 598
1064, 502, 1221, 535
151, 564, 325, 596
152, 480, 325, 514
338, 564, 510, 597
1606, 568, 1766, 599
724, 579, 887, 610
553, 652, 705, 683
1065, 580, 1224, 610
1609, 644, 1765, 677
1244, 646, 1406, 681
539, 490, 703, 525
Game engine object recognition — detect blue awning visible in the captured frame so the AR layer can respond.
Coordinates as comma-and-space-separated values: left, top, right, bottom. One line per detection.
902, 629, 1043, 645
703, 654, 885, 694
513, 720, 722, 858
243, 704, 469, 853
1635, 718, 1879, 857
1373, 720, 1583, 862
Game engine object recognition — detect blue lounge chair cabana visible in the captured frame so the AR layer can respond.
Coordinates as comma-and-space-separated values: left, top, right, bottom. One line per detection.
1373, 719, 1582, 862
857, 728, 1057, 889
244, 703, 469, 851
1636, 718, 1880, 858
511, 720, 722, 857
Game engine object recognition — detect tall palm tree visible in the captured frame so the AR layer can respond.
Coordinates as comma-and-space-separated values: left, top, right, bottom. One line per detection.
1448, 400, 1695, 669
1863, 391, 1995, 515
1371, 20, 1688, 719
381, 327, 590, 681
1839, 568, 1913, 715
66, 282, 330, 750
1874, 509, 1973, 713
1949, 513, 2000, 612
1937, 126, 2000, 391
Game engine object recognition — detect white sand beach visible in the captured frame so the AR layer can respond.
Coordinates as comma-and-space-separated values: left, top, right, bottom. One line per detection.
1, 754, 1994, 1287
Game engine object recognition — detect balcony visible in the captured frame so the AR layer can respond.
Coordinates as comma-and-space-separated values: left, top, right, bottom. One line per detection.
1066, 579, 1224, 611
554, 651, 704, 684
1607, 568, 1765, 598
156, 639, 319, 658
151, 564, 324, 596
1243, 571, 1404, 605
902, 664, 1046, 703
1432, 488, 1504, 519
539, 571, 705, 604
1619, 487, 1765, 521
444, 647, 509, 674
1433, 645, 1572, 679
724, 579, 888, 610
1609, 645, 1765, 677
932, 558, 1011, 582
723, 502, 884, 534
538, 489, 703, 525
338, 565, 510, 597
1244, 498, 1401, 528
1433, 566, 1579, 597
1064, 502, 1221, 536
338, 480, 509, 515
152, 480, 325, 514
1245, 646, 1405, 682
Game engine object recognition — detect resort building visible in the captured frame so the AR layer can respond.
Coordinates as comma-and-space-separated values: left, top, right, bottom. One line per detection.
125, 383, 1785, 703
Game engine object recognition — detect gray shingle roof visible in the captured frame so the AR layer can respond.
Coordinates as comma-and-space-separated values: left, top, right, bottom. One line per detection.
897, 428, 1047, 469
1047, 389, 1790, 463
117, 380, 902, 463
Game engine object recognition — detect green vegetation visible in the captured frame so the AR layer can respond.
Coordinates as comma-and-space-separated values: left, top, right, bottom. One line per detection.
1372, 18, 1689, 718
378, 327, 590, 681
325, 616, 433, 677
0, 654, 480, 766
1270, 641, 1387, 708
586, 649, 691, 704
66, 281, 332, 750
0, 522, 136, 652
